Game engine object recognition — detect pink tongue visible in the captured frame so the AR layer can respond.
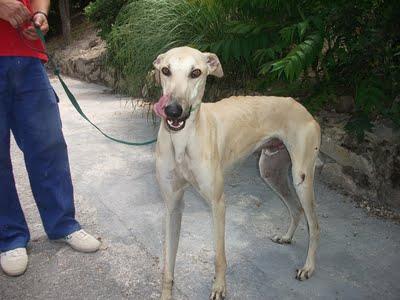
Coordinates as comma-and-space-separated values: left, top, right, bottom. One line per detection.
153, 94, 170, 118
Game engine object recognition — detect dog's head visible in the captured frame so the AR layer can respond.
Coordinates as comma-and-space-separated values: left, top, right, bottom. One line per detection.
153, 46, 223, 131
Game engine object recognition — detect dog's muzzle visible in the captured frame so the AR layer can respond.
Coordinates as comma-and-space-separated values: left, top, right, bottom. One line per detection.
166, 117, 186, 131
154, 95, 192, 132
164, 102, 187, 131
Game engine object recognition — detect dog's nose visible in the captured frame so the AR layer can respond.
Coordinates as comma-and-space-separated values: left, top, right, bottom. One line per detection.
165, 102, 183, 119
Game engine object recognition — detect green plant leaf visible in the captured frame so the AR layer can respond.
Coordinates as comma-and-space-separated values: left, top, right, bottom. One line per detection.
267, 32, 323, 82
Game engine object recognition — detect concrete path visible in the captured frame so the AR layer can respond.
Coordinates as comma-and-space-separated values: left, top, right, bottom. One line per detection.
1, 77, 399, 300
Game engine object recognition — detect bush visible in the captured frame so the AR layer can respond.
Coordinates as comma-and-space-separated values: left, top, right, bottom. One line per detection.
89, 0, 400, 133
84, 0, 128, 39
105, 0, 227, 98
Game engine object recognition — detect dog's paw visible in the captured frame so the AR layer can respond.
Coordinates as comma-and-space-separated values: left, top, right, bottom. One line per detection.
161, 289, 172, 300
210, 278, 226, 300
270, 234, 292, 244
295, 265, 315, 281
161, 280, 173, 300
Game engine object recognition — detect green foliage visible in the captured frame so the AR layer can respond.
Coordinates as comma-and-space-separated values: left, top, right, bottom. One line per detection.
266, 33, 323, 82
105, 0, 208, 97
355, 79, 386, 116
345, 113, 373, 141
86, 0, 400, 128
84, 0, 128, 39
303, 90, 330, 115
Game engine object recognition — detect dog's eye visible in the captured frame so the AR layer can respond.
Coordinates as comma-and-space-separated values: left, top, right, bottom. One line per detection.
161, 67, 171, 76
190, 69, 202, 78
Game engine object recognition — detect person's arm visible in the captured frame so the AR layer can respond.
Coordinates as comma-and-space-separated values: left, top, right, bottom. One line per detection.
31, 0, 50, 15
22, 0, 50, 40
0, 0, 31, 28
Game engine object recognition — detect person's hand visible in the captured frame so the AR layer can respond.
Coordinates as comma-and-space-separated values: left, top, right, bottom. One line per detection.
0, 0, 31, 28
22, 12, 49, 41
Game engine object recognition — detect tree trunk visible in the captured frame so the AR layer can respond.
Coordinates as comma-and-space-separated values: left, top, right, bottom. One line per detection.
59, 0, 71, 46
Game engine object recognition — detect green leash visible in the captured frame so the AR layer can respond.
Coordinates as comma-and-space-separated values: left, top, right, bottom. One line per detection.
35, 27, 157, 146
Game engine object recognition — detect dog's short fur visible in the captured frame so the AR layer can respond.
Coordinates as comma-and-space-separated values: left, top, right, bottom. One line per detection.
154, 47, 321, 300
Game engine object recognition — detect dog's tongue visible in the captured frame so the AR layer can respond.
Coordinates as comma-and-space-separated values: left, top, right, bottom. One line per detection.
153, 94, 170, 118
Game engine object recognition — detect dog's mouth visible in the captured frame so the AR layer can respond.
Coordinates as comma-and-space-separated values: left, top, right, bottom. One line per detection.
166, 118, 186, 131
165, 107, 193, 132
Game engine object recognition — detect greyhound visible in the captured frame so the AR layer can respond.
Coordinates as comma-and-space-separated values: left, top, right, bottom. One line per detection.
153, 47, 321, 300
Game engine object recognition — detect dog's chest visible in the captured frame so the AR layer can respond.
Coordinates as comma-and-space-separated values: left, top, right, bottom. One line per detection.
174, 151, 198, 185
171, 143, 201, 186
170, 130, 205, 186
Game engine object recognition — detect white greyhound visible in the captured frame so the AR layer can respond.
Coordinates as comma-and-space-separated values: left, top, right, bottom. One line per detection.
153, 46, 321, 300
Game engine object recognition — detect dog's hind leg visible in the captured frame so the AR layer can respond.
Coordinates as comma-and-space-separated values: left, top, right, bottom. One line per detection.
290, 124, 321, 280
292, 163, 319, 280
259, 143, 303, 244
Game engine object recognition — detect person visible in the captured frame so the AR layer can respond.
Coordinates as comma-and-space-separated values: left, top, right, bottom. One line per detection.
0, 0, 101, 277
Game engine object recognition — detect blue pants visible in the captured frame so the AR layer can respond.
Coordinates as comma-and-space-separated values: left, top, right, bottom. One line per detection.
0, 57, 80, 252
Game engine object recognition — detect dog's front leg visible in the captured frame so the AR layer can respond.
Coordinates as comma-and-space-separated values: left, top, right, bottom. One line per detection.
161, 188, 185, 300
156, 147, 186, 300
197, 168, 227, 299
210, 194, 227, 300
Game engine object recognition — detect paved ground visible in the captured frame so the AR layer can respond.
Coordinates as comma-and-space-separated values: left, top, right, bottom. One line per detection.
1, 77, 400, 300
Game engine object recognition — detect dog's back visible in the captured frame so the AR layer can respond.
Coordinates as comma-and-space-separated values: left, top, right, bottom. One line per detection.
201, 96, 318, 167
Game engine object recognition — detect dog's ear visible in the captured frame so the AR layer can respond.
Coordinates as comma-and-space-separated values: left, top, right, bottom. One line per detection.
153, 53, 165, 70
153, 53, 165, 85
204, 52, 223, 78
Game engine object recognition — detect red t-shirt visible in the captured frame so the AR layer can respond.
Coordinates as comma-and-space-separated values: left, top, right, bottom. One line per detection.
0, 0, 47, 61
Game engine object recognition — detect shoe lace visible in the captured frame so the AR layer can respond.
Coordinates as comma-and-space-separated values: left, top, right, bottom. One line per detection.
76, 230, 88, 239
67, 229, 88, 240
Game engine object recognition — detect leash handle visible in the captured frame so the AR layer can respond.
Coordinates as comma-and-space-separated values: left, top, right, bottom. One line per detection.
33, 27, 157, 146
34, 25, 46, 42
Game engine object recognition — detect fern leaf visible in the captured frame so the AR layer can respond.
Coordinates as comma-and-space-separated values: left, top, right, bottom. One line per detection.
266, 32, 323, 81
279, 19, 310, 45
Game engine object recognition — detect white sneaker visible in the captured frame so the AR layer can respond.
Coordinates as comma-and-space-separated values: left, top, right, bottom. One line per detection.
60, 229, 101, 253
0, 248, 28, 276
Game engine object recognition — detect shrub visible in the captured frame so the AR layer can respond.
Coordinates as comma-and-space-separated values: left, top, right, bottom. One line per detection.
89, 0, 400, 133
105, 0, 230, 98
85, 0, 128, 39
212, 0, 400, 133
